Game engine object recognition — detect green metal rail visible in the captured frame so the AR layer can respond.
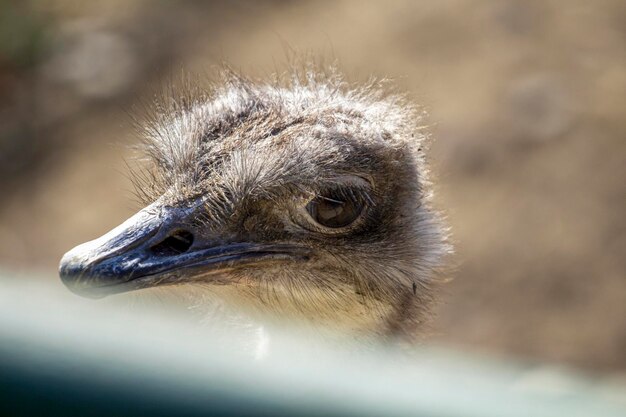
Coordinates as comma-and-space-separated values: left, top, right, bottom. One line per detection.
0, 275, 624, 417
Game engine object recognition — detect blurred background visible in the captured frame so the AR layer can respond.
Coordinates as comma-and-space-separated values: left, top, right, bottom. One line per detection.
0, 0, 624, 376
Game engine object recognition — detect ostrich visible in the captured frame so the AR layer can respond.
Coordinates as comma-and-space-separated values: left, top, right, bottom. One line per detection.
59, 68, 449, 340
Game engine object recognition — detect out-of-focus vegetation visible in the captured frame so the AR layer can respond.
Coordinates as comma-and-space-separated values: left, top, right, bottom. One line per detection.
0, 1, 47, 68
0, 1, 49, 190
0, 0, 624, 374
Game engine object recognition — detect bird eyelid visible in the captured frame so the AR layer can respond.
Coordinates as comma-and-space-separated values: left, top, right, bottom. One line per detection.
327, 174, 374, 190
308, 174, 375, 208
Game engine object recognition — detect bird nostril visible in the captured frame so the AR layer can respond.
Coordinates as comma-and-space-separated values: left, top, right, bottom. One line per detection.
150, 230, 194, 256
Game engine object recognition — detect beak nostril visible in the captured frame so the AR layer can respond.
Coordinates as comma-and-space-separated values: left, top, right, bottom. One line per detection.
150, 230, 194, 257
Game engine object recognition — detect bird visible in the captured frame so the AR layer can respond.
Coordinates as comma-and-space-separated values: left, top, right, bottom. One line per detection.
59, 66, 450, 342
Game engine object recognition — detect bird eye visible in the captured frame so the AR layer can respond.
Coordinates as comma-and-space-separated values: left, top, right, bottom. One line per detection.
305, 189, 365, 229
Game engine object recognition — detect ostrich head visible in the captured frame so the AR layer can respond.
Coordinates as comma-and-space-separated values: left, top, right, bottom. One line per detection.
59, 69, 449, 338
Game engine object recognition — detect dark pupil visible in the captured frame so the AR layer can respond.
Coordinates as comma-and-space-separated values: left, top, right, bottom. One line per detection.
306, 192, 363, 228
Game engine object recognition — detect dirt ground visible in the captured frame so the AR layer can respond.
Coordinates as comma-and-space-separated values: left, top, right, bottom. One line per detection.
1, 1, 625, 373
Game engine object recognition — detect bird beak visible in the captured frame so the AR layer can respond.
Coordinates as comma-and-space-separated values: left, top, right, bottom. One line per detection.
59, 201, 308, 298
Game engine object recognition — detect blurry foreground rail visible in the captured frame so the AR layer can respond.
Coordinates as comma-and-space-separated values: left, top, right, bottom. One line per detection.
0, 276, 625, 417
